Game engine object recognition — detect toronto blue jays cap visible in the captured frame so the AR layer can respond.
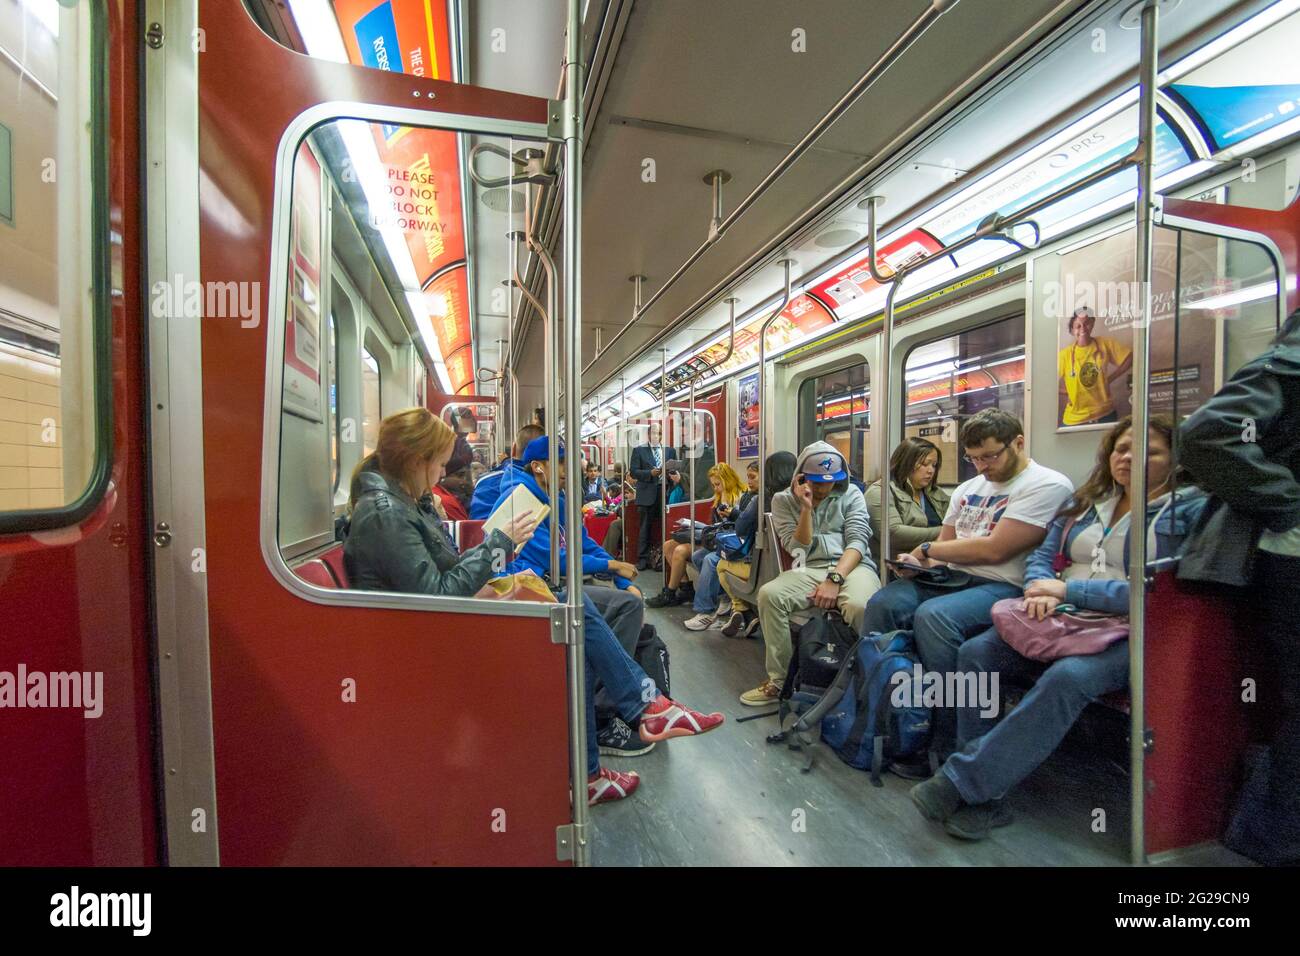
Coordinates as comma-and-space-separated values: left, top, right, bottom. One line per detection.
801, 450, 847, 483
522, 435, 564, 466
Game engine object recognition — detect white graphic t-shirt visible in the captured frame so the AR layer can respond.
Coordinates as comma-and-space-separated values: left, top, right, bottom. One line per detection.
943, 459, 1075, 586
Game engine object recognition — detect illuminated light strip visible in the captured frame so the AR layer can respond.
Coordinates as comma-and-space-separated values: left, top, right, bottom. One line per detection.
1182, 279, 1286, 311
289, 0, 452, 391
1157, 0, 1300, 85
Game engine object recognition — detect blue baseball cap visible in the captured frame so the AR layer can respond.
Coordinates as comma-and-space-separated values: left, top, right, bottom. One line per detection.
522, 435, 565, 466
802, 450, 847, 483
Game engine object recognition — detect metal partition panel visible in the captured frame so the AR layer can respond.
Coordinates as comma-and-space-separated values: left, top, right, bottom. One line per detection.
196, 3, 570, 865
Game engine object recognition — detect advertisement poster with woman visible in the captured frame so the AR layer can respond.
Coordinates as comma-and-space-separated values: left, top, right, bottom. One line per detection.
1049, 215, 1236, 430
737, 372, 759, 459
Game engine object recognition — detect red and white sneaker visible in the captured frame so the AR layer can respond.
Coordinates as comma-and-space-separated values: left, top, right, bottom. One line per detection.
638, 695, 725, 742
587, 767, 640, 806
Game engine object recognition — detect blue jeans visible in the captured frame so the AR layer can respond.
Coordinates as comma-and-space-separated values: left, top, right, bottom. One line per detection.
861, 575, 1021, 752
943, 628, 1128, 804
556, 590, 654, 775
693, 551, 724, 614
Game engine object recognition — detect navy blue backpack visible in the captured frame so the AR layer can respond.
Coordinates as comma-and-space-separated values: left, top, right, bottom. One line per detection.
818, 630, 932, 786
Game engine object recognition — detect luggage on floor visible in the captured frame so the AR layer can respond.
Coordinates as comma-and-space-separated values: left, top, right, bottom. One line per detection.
819, 630, 932, 786
634, 623, 671, 700
767, 611, 862, 770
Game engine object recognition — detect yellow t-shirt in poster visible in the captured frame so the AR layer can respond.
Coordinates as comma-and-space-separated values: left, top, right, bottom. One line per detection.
1058, 336, 1132, 426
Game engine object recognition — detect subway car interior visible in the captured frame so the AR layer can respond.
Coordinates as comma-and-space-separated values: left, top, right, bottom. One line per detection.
2, 0, 1299, 870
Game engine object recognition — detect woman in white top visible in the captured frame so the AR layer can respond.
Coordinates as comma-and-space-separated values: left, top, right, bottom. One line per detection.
910, 414, 1205, 841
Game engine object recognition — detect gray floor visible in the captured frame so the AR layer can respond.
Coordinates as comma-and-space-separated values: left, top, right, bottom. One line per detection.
590, 572, 1252, 867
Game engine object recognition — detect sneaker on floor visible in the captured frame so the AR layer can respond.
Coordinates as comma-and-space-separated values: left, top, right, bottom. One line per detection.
742, 613, 762, 639
683, 612, 714, 631
587, 767, 640, 806
910, 773, 961, 823
715, 598, 733, 616
638, 696, 725, 742
597, 716, 656, 757
739, 680, 782, 707
720, 609, 747, 637
645, 587, 682, 608
943, 800, 1013, 840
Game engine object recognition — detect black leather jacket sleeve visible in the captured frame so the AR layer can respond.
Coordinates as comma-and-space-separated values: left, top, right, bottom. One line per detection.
347, 497, 514, 598
1180, 350, 1300, 533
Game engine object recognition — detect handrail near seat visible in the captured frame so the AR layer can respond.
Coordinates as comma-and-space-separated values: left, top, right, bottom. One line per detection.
720, 512, 780, 602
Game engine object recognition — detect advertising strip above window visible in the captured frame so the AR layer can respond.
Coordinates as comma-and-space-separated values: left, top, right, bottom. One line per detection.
640, 294, 836, 400
424, 266, 474, 393
808, 229, 948, 319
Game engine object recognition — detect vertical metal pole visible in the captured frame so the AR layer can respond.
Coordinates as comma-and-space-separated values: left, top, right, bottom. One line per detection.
864, 194, 902, 583
531, 175, 560, 586
507, 145, 518, 440
619, 375, 627, 561
755, 259, 794, 548
562, 0, 589, 868
1128, 0, 1159, 868
497, 338, 508, 461
659, 349, 669, 559
689, 377, 697, 506
878, 276, 903, 583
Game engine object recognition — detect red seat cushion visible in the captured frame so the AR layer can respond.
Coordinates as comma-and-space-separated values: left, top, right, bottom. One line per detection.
295, 559, 337, 589
458, 520, 486, 550
321, 545, 349, 588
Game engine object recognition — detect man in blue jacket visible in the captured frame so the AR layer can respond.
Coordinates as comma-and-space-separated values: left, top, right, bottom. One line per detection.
490, 436, 652, 756
469, 423, 543, 519
492, 436, 643, 596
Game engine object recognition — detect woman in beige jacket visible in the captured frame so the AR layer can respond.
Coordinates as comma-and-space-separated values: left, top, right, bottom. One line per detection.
865, 437, 951, 565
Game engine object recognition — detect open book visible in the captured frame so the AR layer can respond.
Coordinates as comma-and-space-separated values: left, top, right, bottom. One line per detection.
482, 481, 550, 540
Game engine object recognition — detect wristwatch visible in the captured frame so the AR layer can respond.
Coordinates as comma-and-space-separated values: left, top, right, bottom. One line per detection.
920, 541, 932, 558
826, 571, 845, 586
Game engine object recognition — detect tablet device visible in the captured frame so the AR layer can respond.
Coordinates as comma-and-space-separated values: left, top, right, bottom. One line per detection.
883, 558, 950, 584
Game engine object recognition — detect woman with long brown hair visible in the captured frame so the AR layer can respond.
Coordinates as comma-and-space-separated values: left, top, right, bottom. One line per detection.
345, 408, 538, 595
910, 414, 1205, 841
647, 462, 746, 608
865, 437, 952, 566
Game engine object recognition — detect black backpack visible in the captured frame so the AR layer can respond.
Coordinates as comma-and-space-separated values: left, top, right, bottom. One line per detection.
768, 610, 861, 769
782, 610, 858, 700
634, 623, 670, 700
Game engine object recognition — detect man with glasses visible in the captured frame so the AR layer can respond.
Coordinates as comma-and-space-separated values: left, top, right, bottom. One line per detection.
861, 408, 1074, 757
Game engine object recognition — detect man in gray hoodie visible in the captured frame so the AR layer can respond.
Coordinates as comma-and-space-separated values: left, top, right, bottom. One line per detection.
741, 442, 881, 706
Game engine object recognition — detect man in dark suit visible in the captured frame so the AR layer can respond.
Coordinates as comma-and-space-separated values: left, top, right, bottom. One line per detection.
679, 418, 716, 500
629, 423, 668, 570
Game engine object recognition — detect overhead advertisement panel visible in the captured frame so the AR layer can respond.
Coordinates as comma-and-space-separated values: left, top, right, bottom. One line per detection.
808, 229, 947, 319
641, 294, 836, 400
334, 0, 473, 392
425, 266, 474, 393
922, 107, 1190, 248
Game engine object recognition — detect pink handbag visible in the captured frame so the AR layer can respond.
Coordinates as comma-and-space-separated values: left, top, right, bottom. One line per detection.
990, 598, 1129, 663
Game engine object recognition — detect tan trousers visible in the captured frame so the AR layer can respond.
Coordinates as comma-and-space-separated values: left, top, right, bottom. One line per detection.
756, 564, 881, 684
717, 559, 752, 610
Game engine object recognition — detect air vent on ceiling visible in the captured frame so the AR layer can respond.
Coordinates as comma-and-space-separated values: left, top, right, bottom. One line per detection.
480, 186, 525, 213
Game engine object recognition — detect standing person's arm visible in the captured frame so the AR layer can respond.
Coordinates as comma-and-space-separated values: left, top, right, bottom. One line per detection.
1180, 357, 1300, 531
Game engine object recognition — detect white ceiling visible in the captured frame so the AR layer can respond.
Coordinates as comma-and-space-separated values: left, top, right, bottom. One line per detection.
458, 0, 1276, 407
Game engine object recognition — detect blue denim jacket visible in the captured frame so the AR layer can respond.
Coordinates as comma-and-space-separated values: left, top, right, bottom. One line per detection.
1022, 488, 1207, 614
